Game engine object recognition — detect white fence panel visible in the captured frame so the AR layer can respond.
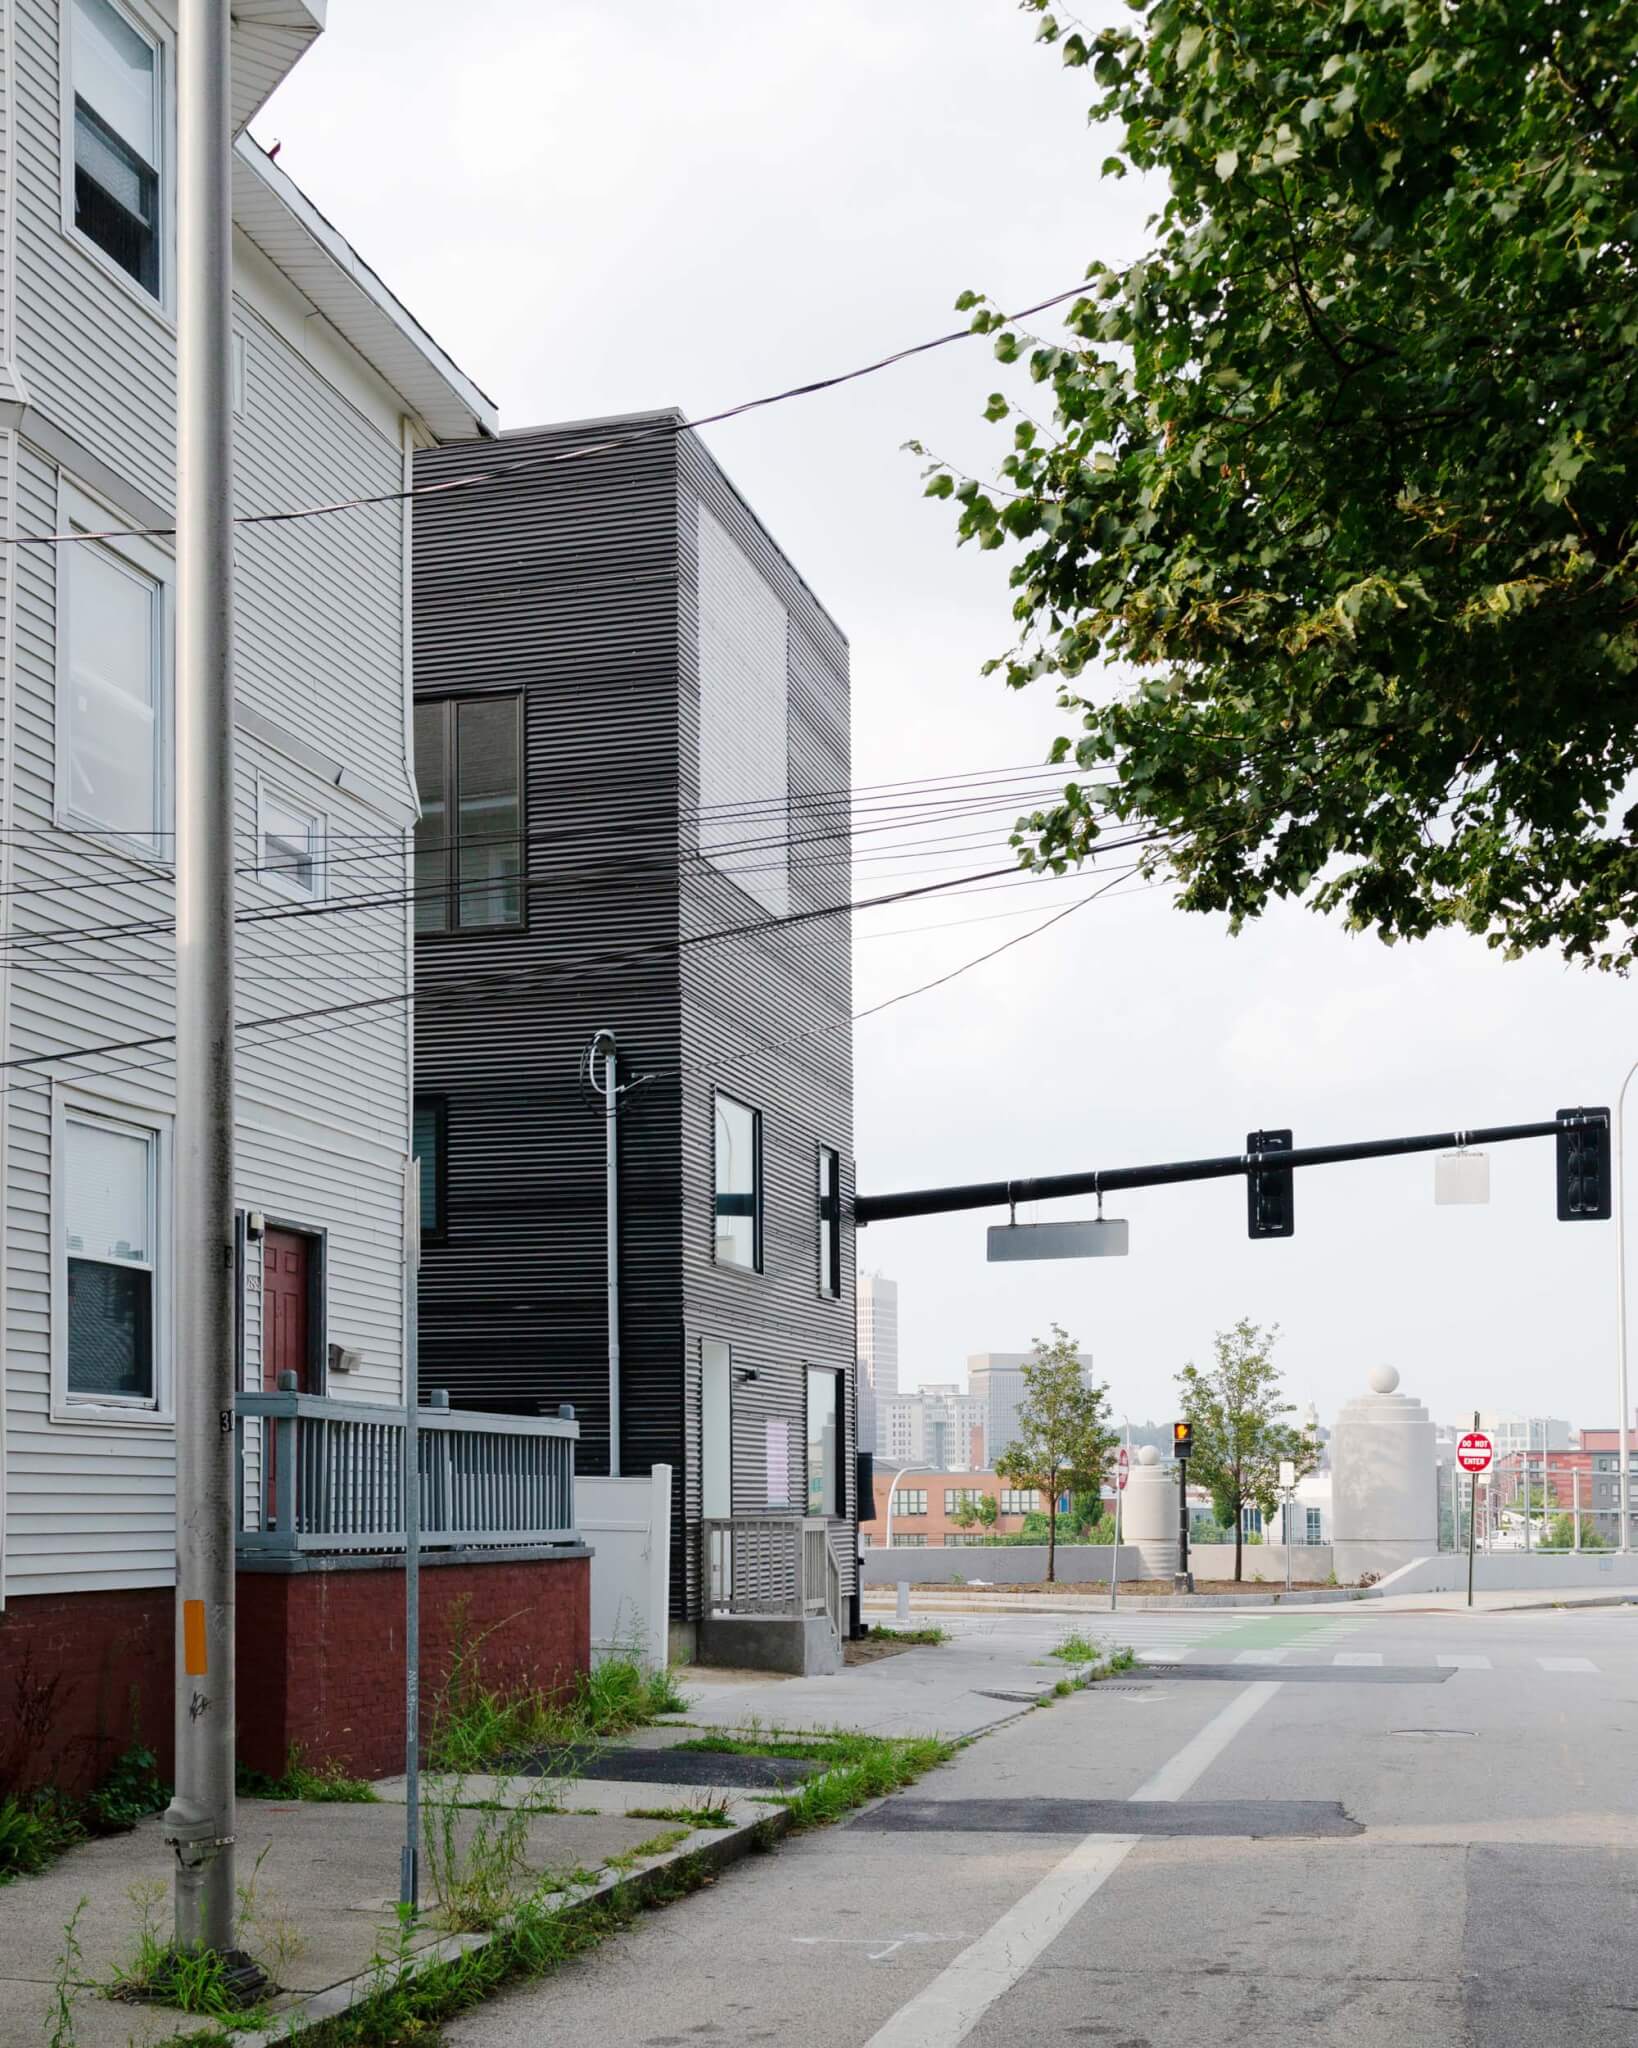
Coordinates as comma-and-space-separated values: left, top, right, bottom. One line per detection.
579, 1465, 672, 1670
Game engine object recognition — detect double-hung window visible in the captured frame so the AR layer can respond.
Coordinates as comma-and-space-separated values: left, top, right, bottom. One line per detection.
71, 0, 163, 299
259, 782, 324, 900
806, 1366, 843, 1517
62, 1108, 161, 1408
61, 508, 165, 852
413, 697, 524, 932
816, 1145, 841, 1298
713, 1094, 761, 1271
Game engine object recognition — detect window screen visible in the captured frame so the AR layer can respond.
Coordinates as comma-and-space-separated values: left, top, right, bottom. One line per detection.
65, 539, 160, 843
73, 0, 160, 296
65, 1115, 156, 1400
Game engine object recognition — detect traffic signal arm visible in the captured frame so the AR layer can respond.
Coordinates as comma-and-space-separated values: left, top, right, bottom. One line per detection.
854, 1114, 1603, 1225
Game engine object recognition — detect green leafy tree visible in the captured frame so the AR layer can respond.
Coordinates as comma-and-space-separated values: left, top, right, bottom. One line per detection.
950, 1492, 999, 1535
995, 1324, 1118, 1581
930, 0, 1638, 968
1177, 1320, 1315, 1581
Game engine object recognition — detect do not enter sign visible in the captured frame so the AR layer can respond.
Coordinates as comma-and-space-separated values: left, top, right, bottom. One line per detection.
1116, 1447, 1130, 1492
1458, 1431, 1494, 1474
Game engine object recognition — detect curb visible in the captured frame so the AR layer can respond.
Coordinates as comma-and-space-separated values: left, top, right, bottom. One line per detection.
864, 1588, 1368, 1614
230, 1803, 792, 2046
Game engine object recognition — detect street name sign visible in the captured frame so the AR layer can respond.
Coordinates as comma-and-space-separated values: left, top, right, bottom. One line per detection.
1457, 1432, 1494, 1474
987, 1218, 1129, 1262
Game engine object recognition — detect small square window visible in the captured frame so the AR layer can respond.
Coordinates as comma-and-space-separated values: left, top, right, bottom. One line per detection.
259, 784, 324, 900
72, 0, 162, 299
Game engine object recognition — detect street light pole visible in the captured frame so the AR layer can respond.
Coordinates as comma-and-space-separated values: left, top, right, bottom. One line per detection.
164, 0, 238, 1958
1615, 1059, 1638, 1552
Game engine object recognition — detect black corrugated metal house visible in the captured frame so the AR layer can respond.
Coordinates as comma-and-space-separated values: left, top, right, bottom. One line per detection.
410, 413, 855, 1667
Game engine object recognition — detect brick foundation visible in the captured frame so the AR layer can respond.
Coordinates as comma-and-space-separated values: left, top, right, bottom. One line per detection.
0, 1548, 591, 1795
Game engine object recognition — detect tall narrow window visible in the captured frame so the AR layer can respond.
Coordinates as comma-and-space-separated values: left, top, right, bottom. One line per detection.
72, 0, 161, 297
817, 1146, 841, 1299
65, 1113, 157, 1403
713, 1094, 761, 1271
64, 534, 162, 847
412, 1096, 446, 1241
806, 1366, 842, 1517
413, 697, 523, 932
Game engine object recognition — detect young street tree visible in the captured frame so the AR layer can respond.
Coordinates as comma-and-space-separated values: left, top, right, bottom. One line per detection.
950, 1492, 1000, 1534
1177, 1320, 1315, 1582
930, 0, 1638, 969
994, 1324, 1117, 1582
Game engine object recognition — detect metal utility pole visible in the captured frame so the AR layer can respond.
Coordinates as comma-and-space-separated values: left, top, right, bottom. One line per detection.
1467, 1411, 1479, 1609
163, 0, 238, 1958
591, 1031, 621, 1476
401, 1162, 422, 1914
1615, 1059, 1637, 1551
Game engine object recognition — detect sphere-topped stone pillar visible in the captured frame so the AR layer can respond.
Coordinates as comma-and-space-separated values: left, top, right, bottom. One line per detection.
1330, 1365, 1437, 1584
1120, 1444, 1178, 1579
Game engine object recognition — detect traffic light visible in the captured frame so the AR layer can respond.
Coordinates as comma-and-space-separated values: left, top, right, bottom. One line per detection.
1556, 1107, 1611, 1221
1247, 1128, 1294, 1238
1173, 1421, 1194, 1458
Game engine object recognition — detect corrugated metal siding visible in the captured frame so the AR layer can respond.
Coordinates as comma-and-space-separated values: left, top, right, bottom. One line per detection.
413, 414, 853, 1620
696, 504, 788, 917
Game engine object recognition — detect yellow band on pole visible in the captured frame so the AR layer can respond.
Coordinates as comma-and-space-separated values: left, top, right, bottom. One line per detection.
183, 1599, 208, 1676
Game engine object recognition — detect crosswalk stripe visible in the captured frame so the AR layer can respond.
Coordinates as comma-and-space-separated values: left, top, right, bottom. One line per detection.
1333, 1652, 1383, 1667
1537, 1656, 1598, 1673
1437, 1655, 1491, 1670
1233, 1649, 1288, 1664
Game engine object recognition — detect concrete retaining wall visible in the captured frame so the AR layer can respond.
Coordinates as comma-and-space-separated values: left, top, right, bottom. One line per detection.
860, 1545, 1145, 1586
1375, 1551, 1638, 1597
1188, 1544, 1335, 1583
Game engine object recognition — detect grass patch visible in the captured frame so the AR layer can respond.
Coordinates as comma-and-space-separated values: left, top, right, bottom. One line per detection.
605, 1827, 691, 1872
1049, 1631, 1101, 1663
866, 1625, 950, 1646
238, 1750, 378, 1804
106, 1880, 269, 2022
777, 1734, 954, 1831
625, 1799, 735, 1831
426, 1629, 691, 1775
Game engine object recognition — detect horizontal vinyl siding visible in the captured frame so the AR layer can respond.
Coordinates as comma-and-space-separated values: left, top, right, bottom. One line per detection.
413, 418, 685, 1492
1, 439, 412, 1599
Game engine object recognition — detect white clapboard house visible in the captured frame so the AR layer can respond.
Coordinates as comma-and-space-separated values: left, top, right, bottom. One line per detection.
0, 1, 592, 1792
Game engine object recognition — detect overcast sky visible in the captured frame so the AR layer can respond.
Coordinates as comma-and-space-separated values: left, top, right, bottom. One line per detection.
262, 2, 1638, 1435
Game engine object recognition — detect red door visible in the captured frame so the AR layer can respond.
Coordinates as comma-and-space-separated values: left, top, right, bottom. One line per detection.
263, 1229, 312, 1393
263, 1229, 312, 1524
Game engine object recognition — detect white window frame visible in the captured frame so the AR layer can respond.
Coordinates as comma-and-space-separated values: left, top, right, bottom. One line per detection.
54, 478, 173, 863
255, 774, 327, 903
51, 1087, 174, 1425
60, 0, 174, 318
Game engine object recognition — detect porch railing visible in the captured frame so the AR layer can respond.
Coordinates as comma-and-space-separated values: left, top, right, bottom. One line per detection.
235, 1391, 578, 1556
702, 1513, 842, 1638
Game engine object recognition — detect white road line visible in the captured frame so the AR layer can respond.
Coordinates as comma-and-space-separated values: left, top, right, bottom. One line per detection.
1437, 1655, 1491, 1670
1333, 1652, 1383, 1667
861, 1683, 1280, 2048
1538, 1656, 1598, 1673
1233, 1649, 1288, 1664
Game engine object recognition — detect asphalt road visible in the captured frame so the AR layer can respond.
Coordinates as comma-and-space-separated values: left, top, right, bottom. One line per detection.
447, 1605, 1638, 2047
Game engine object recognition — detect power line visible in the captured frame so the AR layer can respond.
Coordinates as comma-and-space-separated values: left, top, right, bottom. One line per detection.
7, 283, 1092, 549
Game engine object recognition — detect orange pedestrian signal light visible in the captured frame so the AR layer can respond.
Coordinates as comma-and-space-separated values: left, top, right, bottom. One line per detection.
1173, 1422, 1193, 1457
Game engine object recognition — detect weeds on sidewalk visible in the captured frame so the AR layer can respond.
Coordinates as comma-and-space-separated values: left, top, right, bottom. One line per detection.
106, 1879, 268, 2022
625, 1798, 734, 1830
45, 1896, 88, 2048
425, 1609, 689, 1774
421, 1773, 554, 1933
1050, 1630, 1100, 1662
1, 1744, 168, 1886
865, 1625, 950, 1646
772, 1733, 955, 1831
238, 1749, 377, 1804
